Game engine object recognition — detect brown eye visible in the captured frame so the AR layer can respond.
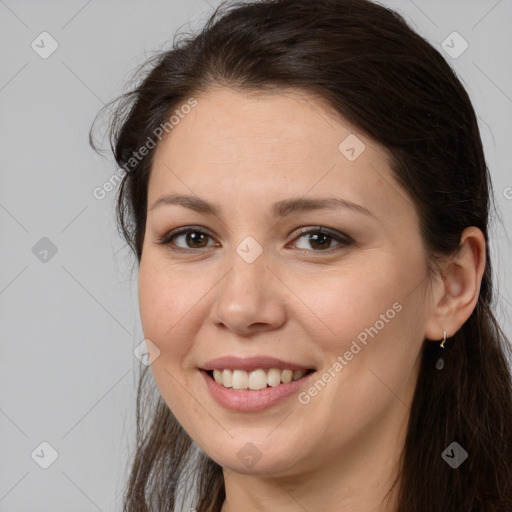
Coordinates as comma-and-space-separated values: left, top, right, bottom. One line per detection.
306, 232, 332, 250
179, 231, 210, 249
291, 227, 353, 252
158, 227, 217, 252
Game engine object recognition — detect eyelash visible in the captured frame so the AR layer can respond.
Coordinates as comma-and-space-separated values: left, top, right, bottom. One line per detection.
155, 226, 354, 255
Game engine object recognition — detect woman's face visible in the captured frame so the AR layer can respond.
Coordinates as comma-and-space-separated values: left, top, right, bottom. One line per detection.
138, 87, 433, 478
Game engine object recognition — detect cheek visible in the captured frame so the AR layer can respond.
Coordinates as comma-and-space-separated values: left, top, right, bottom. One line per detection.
138, 253, 201, 340
137, 256, 205, 424
293, 267, 423, 459
137, 259, 202, 391
299, 260, 404, 349
297, 253, 425, 399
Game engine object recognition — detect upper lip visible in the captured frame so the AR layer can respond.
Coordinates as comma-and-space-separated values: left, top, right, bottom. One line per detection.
200, 356, 315, 372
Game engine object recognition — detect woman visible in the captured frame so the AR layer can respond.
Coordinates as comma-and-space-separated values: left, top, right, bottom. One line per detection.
90, 0, 512, 510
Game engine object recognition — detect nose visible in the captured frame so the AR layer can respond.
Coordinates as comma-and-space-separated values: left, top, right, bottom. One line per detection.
209, 247, 287, 336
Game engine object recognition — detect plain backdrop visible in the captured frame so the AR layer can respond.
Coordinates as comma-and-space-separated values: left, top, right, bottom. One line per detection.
1, 0, 511, 510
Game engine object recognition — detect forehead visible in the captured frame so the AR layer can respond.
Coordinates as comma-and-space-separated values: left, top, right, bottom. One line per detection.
155, 87, 365, 166
148, 87, 413, 226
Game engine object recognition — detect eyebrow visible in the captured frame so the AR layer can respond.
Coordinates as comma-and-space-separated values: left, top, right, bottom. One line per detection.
149, 194, 374, 218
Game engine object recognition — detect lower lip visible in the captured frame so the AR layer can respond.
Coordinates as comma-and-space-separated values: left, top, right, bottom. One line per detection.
200, 369, 316, 412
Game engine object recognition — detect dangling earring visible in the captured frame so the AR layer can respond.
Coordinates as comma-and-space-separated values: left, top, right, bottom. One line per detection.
436, 330, 448, 370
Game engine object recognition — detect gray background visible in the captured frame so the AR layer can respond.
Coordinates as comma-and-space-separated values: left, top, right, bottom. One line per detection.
1, 0, 511, 510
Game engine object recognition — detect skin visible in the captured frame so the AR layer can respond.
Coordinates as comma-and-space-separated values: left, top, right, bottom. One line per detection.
138, 87, 486, 512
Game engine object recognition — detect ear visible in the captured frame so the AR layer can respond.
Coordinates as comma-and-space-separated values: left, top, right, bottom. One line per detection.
424, 227, 486, 342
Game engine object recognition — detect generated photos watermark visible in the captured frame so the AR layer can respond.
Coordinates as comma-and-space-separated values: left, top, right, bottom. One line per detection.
93, 97, 197, 200
298, 301, 403, 405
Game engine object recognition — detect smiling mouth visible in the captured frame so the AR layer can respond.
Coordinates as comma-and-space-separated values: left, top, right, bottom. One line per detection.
204, 368, 316, 390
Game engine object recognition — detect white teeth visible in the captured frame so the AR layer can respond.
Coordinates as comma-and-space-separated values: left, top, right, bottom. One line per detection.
267, 368, 281, 387
222, 369, 233, 387
213, 370, 223, 384
211, 368, 308, 390
281, 369, 293, 383
248, 369, 267, 390
232, 369, 249, 389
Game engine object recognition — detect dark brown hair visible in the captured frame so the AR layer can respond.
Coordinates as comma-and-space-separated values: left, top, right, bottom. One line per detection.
90, 0, 512, 510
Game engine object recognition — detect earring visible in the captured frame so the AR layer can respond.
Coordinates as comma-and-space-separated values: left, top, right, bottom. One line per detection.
436, 330, 447, 370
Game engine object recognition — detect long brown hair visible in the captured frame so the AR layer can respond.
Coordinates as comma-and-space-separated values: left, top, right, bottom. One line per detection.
90, 0, 512, 510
